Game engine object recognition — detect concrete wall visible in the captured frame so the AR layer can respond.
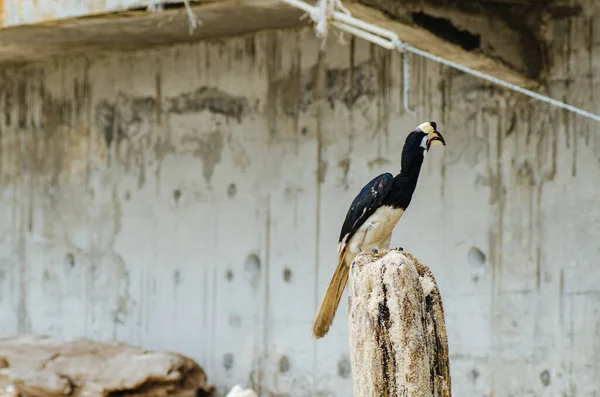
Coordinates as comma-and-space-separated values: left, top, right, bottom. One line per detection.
1, 6, 600, 396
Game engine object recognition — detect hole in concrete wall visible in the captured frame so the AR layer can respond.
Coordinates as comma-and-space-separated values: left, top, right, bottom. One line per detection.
223, 353, 234, 370
282, 267, 292, 283
278, 355, 290, 373
469, 367, 480, 383
337, 356, 351, 378
173, 189, 182, 202
411, 12, 480, 52
225, 269, 234, 282
540, 369, 551, 386
227, 183, 237, 198
467, 246, 486, 281
228, 314, 241, 327
64, 253, 75, 268
244, 254, 261, 282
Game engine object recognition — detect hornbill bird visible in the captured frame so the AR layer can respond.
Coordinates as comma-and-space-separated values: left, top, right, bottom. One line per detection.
312, 121, 446, 339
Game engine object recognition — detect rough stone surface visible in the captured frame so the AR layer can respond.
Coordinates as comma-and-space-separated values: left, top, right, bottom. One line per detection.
348, 250, 451, 397
0, 335, 213, 397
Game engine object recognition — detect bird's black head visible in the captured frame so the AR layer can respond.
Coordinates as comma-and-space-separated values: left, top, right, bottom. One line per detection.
406, 121, 446, 152
401, 121, 446, 174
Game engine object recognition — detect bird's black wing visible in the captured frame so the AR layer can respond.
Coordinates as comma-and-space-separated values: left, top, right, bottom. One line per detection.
337, 172, 394, 246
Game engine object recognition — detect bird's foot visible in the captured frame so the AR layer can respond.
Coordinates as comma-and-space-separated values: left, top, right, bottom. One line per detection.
370, 247, 379, 254
396, 246, 404, 251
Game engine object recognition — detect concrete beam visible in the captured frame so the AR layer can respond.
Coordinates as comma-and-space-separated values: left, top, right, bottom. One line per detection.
0, 1, 308, 65
345, 2, 542, 88
0, 0, 206, 28
354, 0, 580, 86
0, 0, 546, 89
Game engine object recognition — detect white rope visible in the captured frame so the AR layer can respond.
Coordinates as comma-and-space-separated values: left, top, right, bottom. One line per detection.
181, 0, 201, 34
294, 0, 352, 47
146, 0, 201, 34
395, 41, 600, 122
280, 0, 600, 123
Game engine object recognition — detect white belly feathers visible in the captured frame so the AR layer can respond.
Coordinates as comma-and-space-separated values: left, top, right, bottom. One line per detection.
345, 205, 404, 263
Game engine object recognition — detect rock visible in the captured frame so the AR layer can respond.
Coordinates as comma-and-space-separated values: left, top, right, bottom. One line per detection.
225, 385, 258, 397
0, 335, 214, 397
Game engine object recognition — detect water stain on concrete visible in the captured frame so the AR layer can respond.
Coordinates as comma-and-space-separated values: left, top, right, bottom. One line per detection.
338, 158, 351, 190
167, 86, 249, 123
265, 49, 378, 140
227, 134, 251, 172
96, 94, 156, 148
299, 60, 378, 112
181, 130, 224, 185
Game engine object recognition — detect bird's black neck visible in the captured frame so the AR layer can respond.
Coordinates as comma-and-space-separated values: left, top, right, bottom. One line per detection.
399, 148, 425, 179
382, 149, 425, 209
395, 156, 423, 192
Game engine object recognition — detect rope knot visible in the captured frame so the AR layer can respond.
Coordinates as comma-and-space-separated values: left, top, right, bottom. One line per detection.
306, 0, 351, 47
394, 40, 409, 52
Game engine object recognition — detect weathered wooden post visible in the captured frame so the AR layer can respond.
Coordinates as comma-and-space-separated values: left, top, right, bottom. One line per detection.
348, 249, 451, 397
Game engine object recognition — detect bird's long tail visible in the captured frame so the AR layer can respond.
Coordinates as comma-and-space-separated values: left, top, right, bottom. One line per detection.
312, 254, 349, 339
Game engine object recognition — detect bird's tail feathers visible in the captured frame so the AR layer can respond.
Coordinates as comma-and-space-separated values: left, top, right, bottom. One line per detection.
312, 254, 349, 339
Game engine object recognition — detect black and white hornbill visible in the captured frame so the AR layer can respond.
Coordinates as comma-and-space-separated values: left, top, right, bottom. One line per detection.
312, 121, 446, 339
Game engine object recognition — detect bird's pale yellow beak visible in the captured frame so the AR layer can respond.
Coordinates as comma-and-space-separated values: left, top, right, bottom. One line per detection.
426, 130, 446, 151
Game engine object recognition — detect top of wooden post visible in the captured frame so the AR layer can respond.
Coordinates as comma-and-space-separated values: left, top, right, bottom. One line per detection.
348, 249, 451, 397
